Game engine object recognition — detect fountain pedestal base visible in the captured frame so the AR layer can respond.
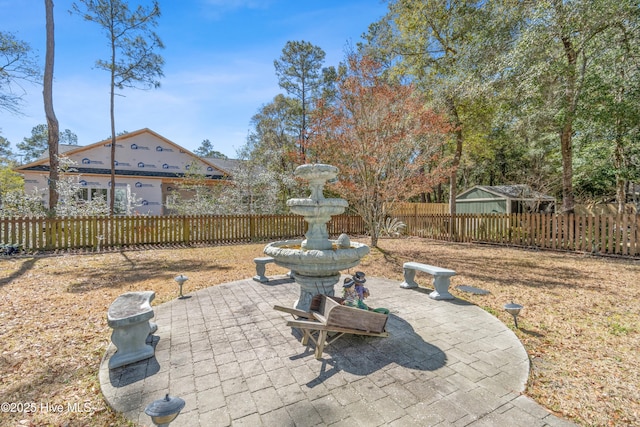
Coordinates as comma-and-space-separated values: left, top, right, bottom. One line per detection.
293, 273, 341, 312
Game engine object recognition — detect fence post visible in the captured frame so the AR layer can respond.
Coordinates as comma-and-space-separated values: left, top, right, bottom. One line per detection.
250, 215, 256, 241
183, 216, 190, 245
449, 212, 456, 241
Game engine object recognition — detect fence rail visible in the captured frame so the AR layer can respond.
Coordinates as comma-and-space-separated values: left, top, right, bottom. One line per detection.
1, 213, 638, 258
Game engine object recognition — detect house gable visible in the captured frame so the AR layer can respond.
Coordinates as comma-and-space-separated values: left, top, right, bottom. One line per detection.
16, 128, 228, 179
15, 129, 231, 215
456, 186, 506, 201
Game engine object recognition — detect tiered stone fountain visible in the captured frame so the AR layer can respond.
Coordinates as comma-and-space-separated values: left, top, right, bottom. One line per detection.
264, 164, 370, 311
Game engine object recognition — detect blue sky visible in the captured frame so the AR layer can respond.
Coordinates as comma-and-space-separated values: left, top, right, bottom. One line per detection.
0, 0, 388, 159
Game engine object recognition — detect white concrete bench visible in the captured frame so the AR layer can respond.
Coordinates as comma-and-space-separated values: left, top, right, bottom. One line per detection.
253, 257, 275, 282
107, 291, 157, 369
253, 257, 294, 282
400, 262, 456, 300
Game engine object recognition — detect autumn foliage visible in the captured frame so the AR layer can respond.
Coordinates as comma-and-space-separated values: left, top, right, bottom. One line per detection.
309, 55, 451, 246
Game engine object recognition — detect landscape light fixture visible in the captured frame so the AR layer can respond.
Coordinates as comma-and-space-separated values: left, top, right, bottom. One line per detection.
504, 302, 523, 328
144, 393, 185, 427
174, 274, 189, 299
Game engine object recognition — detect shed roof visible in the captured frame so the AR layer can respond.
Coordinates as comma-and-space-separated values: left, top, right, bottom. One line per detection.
457, 185, 555, 201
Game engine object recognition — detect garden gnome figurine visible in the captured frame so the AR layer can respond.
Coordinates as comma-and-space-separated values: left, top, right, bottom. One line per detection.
353, 271, 370, 310
342, 277, 357, 306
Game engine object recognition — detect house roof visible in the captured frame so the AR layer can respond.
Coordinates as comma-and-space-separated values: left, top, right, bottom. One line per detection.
19, 164, 228, 179
204, 158, 243, 176
457, 185, 555, 201
29, 144, 78, 162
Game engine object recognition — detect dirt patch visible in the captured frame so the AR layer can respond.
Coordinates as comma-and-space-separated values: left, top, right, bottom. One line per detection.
0, 238, 638, 426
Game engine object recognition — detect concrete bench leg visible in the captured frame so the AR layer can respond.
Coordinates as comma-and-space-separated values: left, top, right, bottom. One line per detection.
400, 267, 418, 289
253, 262, 269, 282
109, 320, 155, 369
430, 276, 454, 300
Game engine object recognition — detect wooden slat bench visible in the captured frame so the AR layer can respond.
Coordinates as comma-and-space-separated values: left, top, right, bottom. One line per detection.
400, 261, 456, 300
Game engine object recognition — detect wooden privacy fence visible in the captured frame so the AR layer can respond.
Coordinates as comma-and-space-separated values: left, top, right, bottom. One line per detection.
395, 213, 640, 257
0, 214, 367, 253
1, 213, 638, 258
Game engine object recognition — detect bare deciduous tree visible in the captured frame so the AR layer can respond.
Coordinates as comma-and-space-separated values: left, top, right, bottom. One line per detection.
309, 55, 451, 246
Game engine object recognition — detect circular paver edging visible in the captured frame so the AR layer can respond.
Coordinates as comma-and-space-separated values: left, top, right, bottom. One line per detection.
100, 276, 575, 427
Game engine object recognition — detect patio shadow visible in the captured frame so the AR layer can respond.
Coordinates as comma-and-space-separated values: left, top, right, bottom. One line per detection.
107, 335, 160, 387
291, 313, 447, 388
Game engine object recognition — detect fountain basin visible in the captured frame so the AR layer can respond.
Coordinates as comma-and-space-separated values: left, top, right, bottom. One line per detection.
263, 163, 369, 311
264, 239, 370, 277
287, 198, 348, 218
294, 164, 339, 182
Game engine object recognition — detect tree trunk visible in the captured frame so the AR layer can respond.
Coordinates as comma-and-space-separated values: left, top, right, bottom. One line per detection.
614, 52, 628, 214
557, 5, 579, 214
614, 133, 627, 214
44, 0, 59, 215
300, 79, 307, 162
436, 183, 443, 203
447, 97, 463, 240
370, 226, 379, 248
630, 181, 639, 213
109, 21, 117, 215
560, 124, 575, 213
368, 195, 382, 248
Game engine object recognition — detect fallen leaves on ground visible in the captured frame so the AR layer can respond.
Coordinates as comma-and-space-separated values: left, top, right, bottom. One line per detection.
0, 238, 638, 426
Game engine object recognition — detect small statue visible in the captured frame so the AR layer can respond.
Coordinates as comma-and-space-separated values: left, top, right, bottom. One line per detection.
342, 277, 358, 306
342, 271, 389, 314
352, 271, 369, 310
353, 271, 369, 298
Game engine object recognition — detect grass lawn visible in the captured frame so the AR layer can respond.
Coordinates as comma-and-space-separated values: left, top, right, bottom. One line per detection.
0, 237, 638, 426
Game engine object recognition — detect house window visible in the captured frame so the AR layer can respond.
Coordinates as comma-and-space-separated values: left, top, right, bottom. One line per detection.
76, 188, 88, 201
92, 188, 108, 201
76, 188, 107, 202
114, 188, 128, 215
